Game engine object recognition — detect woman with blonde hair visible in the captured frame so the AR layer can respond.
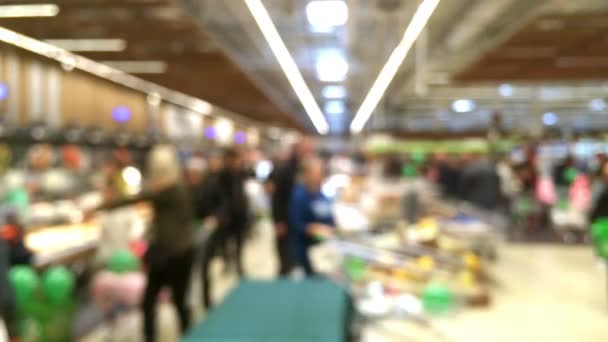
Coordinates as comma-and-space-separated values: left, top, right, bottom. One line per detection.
92, 144, 194, 342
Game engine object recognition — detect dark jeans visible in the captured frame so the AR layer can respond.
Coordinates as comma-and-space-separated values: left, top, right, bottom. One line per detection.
142, 247, 194, 342
276, 234, 293, 276
201, 225, 246, 310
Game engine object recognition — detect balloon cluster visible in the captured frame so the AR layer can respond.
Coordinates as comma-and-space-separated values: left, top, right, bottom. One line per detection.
8, 265, 75, 308
8, 266, 76, 341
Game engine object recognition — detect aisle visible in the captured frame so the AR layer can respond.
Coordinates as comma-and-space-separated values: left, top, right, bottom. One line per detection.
83, 222, 608, 341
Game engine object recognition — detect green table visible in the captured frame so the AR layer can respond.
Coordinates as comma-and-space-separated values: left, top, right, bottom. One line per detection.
184, 279, 352, 342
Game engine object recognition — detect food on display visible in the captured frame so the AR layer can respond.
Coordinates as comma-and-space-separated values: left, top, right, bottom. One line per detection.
324, 174, 499, 320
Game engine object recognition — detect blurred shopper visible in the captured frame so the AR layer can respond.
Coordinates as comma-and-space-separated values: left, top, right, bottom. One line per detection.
437, 155, 463, 198
590, 162, 608, 223
199, 148, 250, 309
288, 157, 334, 276
216, 148, 250, 276
270, 137, 315, 276
92, 145, 194, 342
553, 155, 576, 187
459, 154, 502, 210
0, 238, 14, 335
185, 155, 206, 220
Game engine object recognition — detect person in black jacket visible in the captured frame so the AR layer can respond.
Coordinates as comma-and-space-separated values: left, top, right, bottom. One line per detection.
459, 154, 502, 210
199, 148, 250, 309
216, 148, 250, 276
269, 137, 315, 276
92, 145, 194, 342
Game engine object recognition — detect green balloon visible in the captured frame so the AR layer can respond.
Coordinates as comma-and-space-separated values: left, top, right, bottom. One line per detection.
6, 188, 28, 206
563, 168, 578, 184
402, 164, 417, 178
107, 249, 139, 274
8, 266, 39, 308
411, 150, 426, 163
344, 257, 367, 281
592, 218, 608, 259
514, 197, 532, 215
42, 266, 75, 304
422, 282, 454, 314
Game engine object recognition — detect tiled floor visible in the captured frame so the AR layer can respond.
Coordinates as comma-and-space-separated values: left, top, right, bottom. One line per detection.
83, 223, 608, 341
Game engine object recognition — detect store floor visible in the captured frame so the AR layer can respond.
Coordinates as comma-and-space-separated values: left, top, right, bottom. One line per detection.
82, 223, 608, 342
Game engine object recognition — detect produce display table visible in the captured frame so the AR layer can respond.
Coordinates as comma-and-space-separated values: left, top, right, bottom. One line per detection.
184, 279, 353, 342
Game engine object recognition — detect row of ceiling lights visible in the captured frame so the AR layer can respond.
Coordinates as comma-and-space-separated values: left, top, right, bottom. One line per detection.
247, 0, 439, 134
4, 1, 436, 134
0, 4, 168, 75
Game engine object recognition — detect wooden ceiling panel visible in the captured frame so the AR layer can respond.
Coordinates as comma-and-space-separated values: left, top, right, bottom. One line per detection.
456, 12, 608, 82
0, 0, 301, 129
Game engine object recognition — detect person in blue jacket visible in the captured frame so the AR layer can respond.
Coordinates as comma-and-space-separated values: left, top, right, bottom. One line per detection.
288, 157, 334, 276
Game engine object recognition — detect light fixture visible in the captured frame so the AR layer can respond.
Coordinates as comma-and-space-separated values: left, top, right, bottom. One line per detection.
0, 83, 8, 101
350, 0, 440, 133
255, 160, 273, 180
316, 50, 349, 82
44, 39, 126, 52
325, 100, 345, 115
499, 83, 513, 97
0, 4, 59, 18
101, 60, 167, 74
112, 106, 132, 123
322, 85, 346, 99
306, 0, 348, 32
245, 0, 329, 134
216, 118, 234, 144
234, 131, 247, 145
589, 98, 607, 112
542, 112, 558, 126
204, 126, 217, 140
121, 166, 142, 195
60, 56, 77, 71
147, 92, 162, 107
451, 99, 475, 113
193, 100, 213, 115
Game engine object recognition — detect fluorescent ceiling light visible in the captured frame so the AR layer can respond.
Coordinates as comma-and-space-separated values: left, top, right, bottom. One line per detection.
316, 51, 349, 82
44, 39, 126, 52
100, 60, 167, 74
245, 0, 329, 134
306, 1, 348, 32
323, 85, 346, 99
325, 100, 345, 115
451, 99, 475, 113
0, 4, 59, 18
350, 0, 440, 133
589, 98, 607, 112
542, 112, 558, 126
498, 83, 513, 97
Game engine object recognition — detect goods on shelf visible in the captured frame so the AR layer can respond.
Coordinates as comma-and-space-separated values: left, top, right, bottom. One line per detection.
317, 176, 500, 322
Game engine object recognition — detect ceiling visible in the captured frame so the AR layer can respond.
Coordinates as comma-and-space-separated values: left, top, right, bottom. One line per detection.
0, 0, 303, 129
186, 0, 608, 135
4, 0, 608, 135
